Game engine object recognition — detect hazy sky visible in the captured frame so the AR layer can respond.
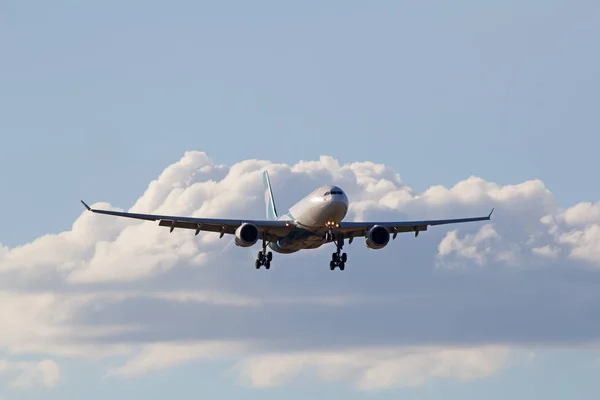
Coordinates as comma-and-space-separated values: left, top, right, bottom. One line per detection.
1, 1, 600, 399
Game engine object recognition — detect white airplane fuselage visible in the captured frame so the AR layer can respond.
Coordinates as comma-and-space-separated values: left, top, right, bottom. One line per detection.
268, 185, 349, 254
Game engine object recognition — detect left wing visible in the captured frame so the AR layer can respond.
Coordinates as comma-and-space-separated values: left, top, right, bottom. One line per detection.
337, 209, 494, 240
80, 201, 293, 241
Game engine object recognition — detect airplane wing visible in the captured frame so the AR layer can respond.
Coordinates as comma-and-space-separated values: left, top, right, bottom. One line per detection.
80, 201, 293, 241
336, 209, 494, 240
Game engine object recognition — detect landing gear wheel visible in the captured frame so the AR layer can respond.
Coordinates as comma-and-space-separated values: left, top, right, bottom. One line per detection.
329, 240, 348, 271
255, 245, 272, 270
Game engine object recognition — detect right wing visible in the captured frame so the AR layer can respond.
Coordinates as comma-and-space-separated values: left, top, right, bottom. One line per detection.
336, 209, 494, 239
80, 201, 293, 241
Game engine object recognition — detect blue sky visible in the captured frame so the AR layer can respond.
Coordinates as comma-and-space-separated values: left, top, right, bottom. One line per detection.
1, 1, 600, 399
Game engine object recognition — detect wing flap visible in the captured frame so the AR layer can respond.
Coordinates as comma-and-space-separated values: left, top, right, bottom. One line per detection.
158, 219, 234, 234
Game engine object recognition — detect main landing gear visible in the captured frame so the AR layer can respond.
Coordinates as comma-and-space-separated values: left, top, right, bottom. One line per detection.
256, 240, 273, 269
330, 236, 347, 271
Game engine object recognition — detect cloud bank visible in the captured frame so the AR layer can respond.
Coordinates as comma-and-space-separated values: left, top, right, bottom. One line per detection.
1, 151, 600, 390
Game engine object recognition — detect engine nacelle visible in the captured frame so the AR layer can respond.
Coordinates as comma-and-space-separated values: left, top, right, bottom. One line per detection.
365, 225, 390, 249
234, 223, 260, 247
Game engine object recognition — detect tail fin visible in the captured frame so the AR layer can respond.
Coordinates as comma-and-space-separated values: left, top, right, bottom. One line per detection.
262, 170, 279, 220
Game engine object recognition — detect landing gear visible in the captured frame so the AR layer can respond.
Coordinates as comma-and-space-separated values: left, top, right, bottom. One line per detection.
330, 237, 347, 271
324, 227, 335, 243
256, 240, 273, 269
330, 252, 346, 270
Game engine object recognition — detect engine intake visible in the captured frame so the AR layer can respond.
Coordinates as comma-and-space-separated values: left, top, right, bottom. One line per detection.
365, 225, 390, 249
235, 223, 260, 247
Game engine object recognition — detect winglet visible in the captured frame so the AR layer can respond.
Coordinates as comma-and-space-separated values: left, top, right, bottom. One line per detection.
488, 208, 495, 219
81, 200, 91, 211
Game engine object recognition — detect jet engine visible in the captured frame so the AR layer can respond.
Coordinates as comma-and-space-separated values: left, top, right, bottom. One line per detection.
365, 225, 390, 249
234, 223, 260, 247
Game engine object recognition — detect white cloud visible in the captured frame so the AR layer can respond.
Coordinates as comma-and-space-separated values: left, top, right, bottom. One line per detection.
0, 359, 60, 389
235, 346, 511, 389
437, 224, 501, 266
108, 341, 247, 378
559, 201, 600, 226
1, 151, 600, 389
532, 244, 560, 259
559, 224, 600, 265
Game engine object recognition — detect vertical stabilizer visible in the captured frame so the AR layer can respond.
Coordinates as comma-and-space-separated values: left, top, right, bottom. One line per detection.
262, 170, 279, 220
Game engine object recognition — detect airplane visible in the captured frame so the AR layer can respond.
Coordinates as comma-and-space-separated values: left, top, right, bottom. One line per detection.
80, 170, 494, 271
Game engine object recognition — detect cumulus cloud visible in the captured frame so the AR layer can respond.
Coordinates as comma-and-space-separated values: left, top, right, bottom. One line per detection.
0, 151, 599, 389
437, 224, 501, 266
531, 244, 561, 259
559, 201, 600, 226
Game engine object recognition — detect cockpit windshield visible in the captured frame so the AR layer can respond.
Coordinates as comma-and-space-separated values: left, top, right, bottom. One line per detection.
324, 190, 344, 196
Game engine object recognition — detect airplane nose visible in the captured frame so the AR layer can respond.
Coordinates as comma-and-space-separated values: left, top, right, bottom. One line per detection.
328, 197, 348, 217
327, 196, 346, 210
